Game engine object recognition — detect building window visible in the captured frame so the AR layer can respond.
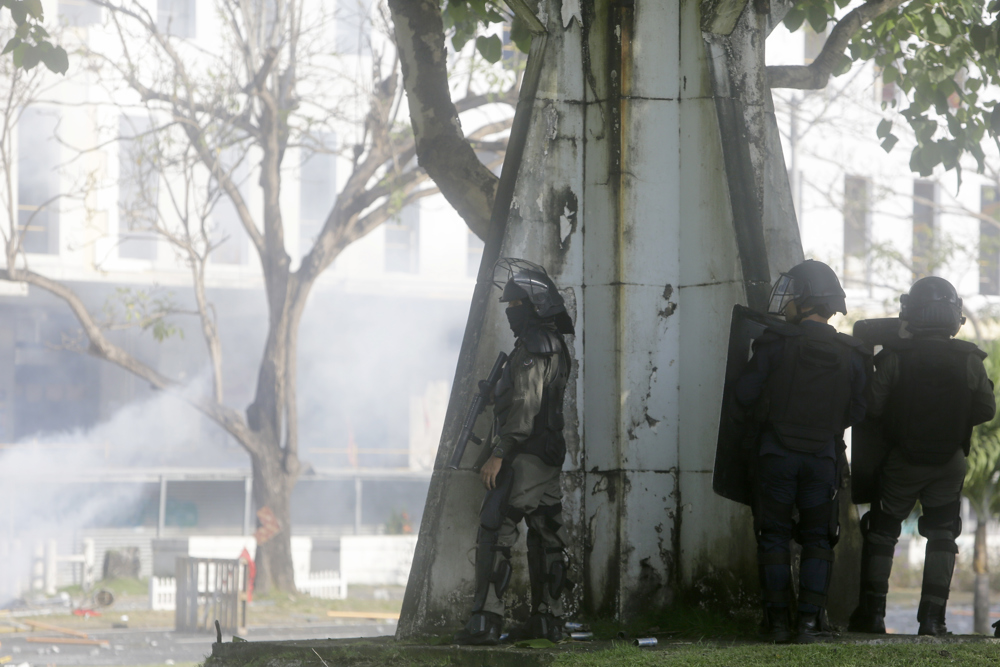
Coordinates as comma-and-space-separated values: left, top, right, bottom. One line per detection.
300, 138, 336, 257
385, 205, 419, 274
337, 0, 372, 55
467, 230, 484, 278
803, 25, 826, 65
118, 115, 159, 261
980, 185, 1000, 296
18, 108, 60, 255
59, 0, 101, 26
912, 180, 936, 281
210, 148, 249, 265
843, 175, 870, 287
157, 0, 195, 38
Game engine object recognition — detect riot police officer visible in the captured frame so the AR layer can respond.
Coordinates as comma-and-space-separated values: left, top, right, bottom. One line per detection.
454, 258, 574, 646
735, 260, 867, 643
849, 277, 995, 636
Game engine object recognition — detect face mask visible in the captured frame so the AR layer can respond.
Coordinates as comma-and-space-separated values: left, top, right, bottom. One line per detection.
505, 303, 534, 336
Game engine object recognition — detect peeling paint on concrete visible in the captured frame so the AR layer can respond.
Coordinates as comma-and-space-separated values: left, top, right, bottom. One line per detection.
562, 0, 583, 28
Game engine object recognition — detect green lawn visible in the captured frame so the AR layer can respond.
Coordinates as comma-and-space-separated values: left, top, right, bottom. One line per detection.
553, 642, 1000, 667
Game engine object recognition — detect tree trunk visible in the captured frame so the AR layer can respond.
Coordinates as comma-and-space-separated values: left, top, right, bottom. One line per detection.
974, 508, 990, 634
251, 448, 297, 594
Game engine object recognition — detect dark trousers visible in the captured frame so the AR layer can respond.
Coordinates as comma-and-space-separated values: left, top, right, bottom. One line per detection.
757, 451, 837, 613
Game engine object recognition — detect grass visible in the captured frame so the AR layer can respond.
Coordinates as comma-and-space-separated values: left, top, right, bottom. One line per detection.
552, 642, 1000, 666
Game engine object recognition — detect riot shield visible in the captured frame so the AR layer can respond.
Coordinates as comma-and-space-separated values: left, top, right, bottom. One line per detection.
713, 304, 786, 505
849, 317, 901, 505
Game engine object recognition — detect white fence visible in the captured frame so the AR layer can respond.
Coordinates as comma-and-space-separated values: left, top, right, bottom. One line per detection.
149, 569, 347, 610
297, 570, 348, 600
340, 535, 418, 586
150, 576, 176, 611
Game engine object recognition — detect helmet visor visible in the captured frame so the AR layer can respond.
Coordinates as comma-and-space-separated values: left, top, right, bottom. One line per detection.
767, 274, 795, 316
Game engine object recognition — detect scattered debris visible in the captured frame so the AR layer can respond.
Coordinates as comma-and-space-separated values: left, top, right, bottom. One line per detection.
25, 637, 109, 648
22, 621, 88, 639
325, 611, 399, 620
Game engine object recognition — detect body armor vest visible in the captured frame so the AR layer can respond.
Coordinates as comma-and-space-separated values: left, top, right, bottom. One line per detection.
494, 332, 570, 467
765, 326, 859, 453
884, 338, 980, 465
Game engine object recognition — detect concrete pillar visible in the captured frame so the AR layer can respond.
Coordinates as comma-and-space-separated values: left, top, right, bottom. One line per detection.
157, 476, 168, 537
243, 476, 254, 537
354, 477, 362, 535
399, 0, 838, 635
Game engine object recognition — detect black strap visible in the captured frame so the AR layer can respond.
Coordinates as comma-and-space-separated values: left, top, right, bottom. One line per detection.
866, 580, 890, 595
492, 545, 512, 559
923, 583, 951, 600
762, 588, 791, 604
868, 543, 896, 558
800, 546, 835, 562
506, 506, 526, 523
758, 552, 791, 566
798, 589, 827, 607
927, 539, 958, 555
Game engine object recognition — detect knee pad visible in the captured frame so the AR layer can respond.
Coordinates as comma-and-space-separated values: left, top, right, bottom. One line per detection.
869, 506, 903, 540
547, 552, 567, 599
473, 528, 511, 611
919, 501, 962, 538
756, 496, 794, 538
796, 501, 839, 546
479, 468, 515, 531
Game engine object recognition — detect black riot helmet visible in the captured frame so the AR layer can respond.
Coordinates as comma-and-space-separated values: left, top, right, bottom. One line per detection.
767, 259, 847, 322
899, 276, 965, 337
493, 257, 575, 335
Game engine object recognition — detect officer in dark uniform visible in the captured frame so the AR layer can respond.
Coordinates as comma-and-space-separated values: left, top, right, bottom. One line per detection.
735, 260, 867, 643
849, 277, 995, 636
454, 258, 574, 646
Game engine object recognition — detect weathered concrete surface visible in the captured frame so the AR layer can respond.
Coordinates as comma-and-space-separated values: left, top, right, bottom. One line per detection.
398, 0, 838, 638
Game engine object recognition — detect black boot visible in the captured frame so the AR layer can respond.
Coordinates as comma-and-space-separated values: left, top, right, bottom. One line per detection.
507, 612, 563, 643
917, 601, 949, 637
759, 607, 793, 644
795, 611, 822, 644
848, 593, 886, 634
454, 611, 503, 646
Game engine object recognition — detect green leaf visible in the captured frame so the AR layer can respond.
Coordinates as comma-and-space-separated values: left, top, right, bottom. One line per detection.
21, 43, 41, 70
931, 14, 952, 40
990, 106, 1000, 136
882, 64, 898, 84
806, 4, 829, 33
510, 15, 531, 53
2, 37, 21, 55
880, 134, 899, 152
877, 118, 893, 139
42, 45, 68, 75
783, 7, 806, 32
11, 43, 24, 68
10, 3, 26, 25
832, 54, 853, 77
24, 0, 43, 20
475, 34, 502, 64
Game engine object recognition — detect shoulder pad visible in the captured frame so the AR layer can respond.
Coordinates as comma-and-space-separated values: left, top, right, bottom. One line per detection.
833, 332, 868, 352
950, 338, 988, 359
761, 323, 802, 339
521, 326, 564, 355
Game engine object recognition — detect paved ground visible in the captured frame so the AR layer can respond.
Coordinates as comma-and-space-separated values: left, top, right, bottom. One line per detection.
884, 589, 999, 635
0, 621, 396, 667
